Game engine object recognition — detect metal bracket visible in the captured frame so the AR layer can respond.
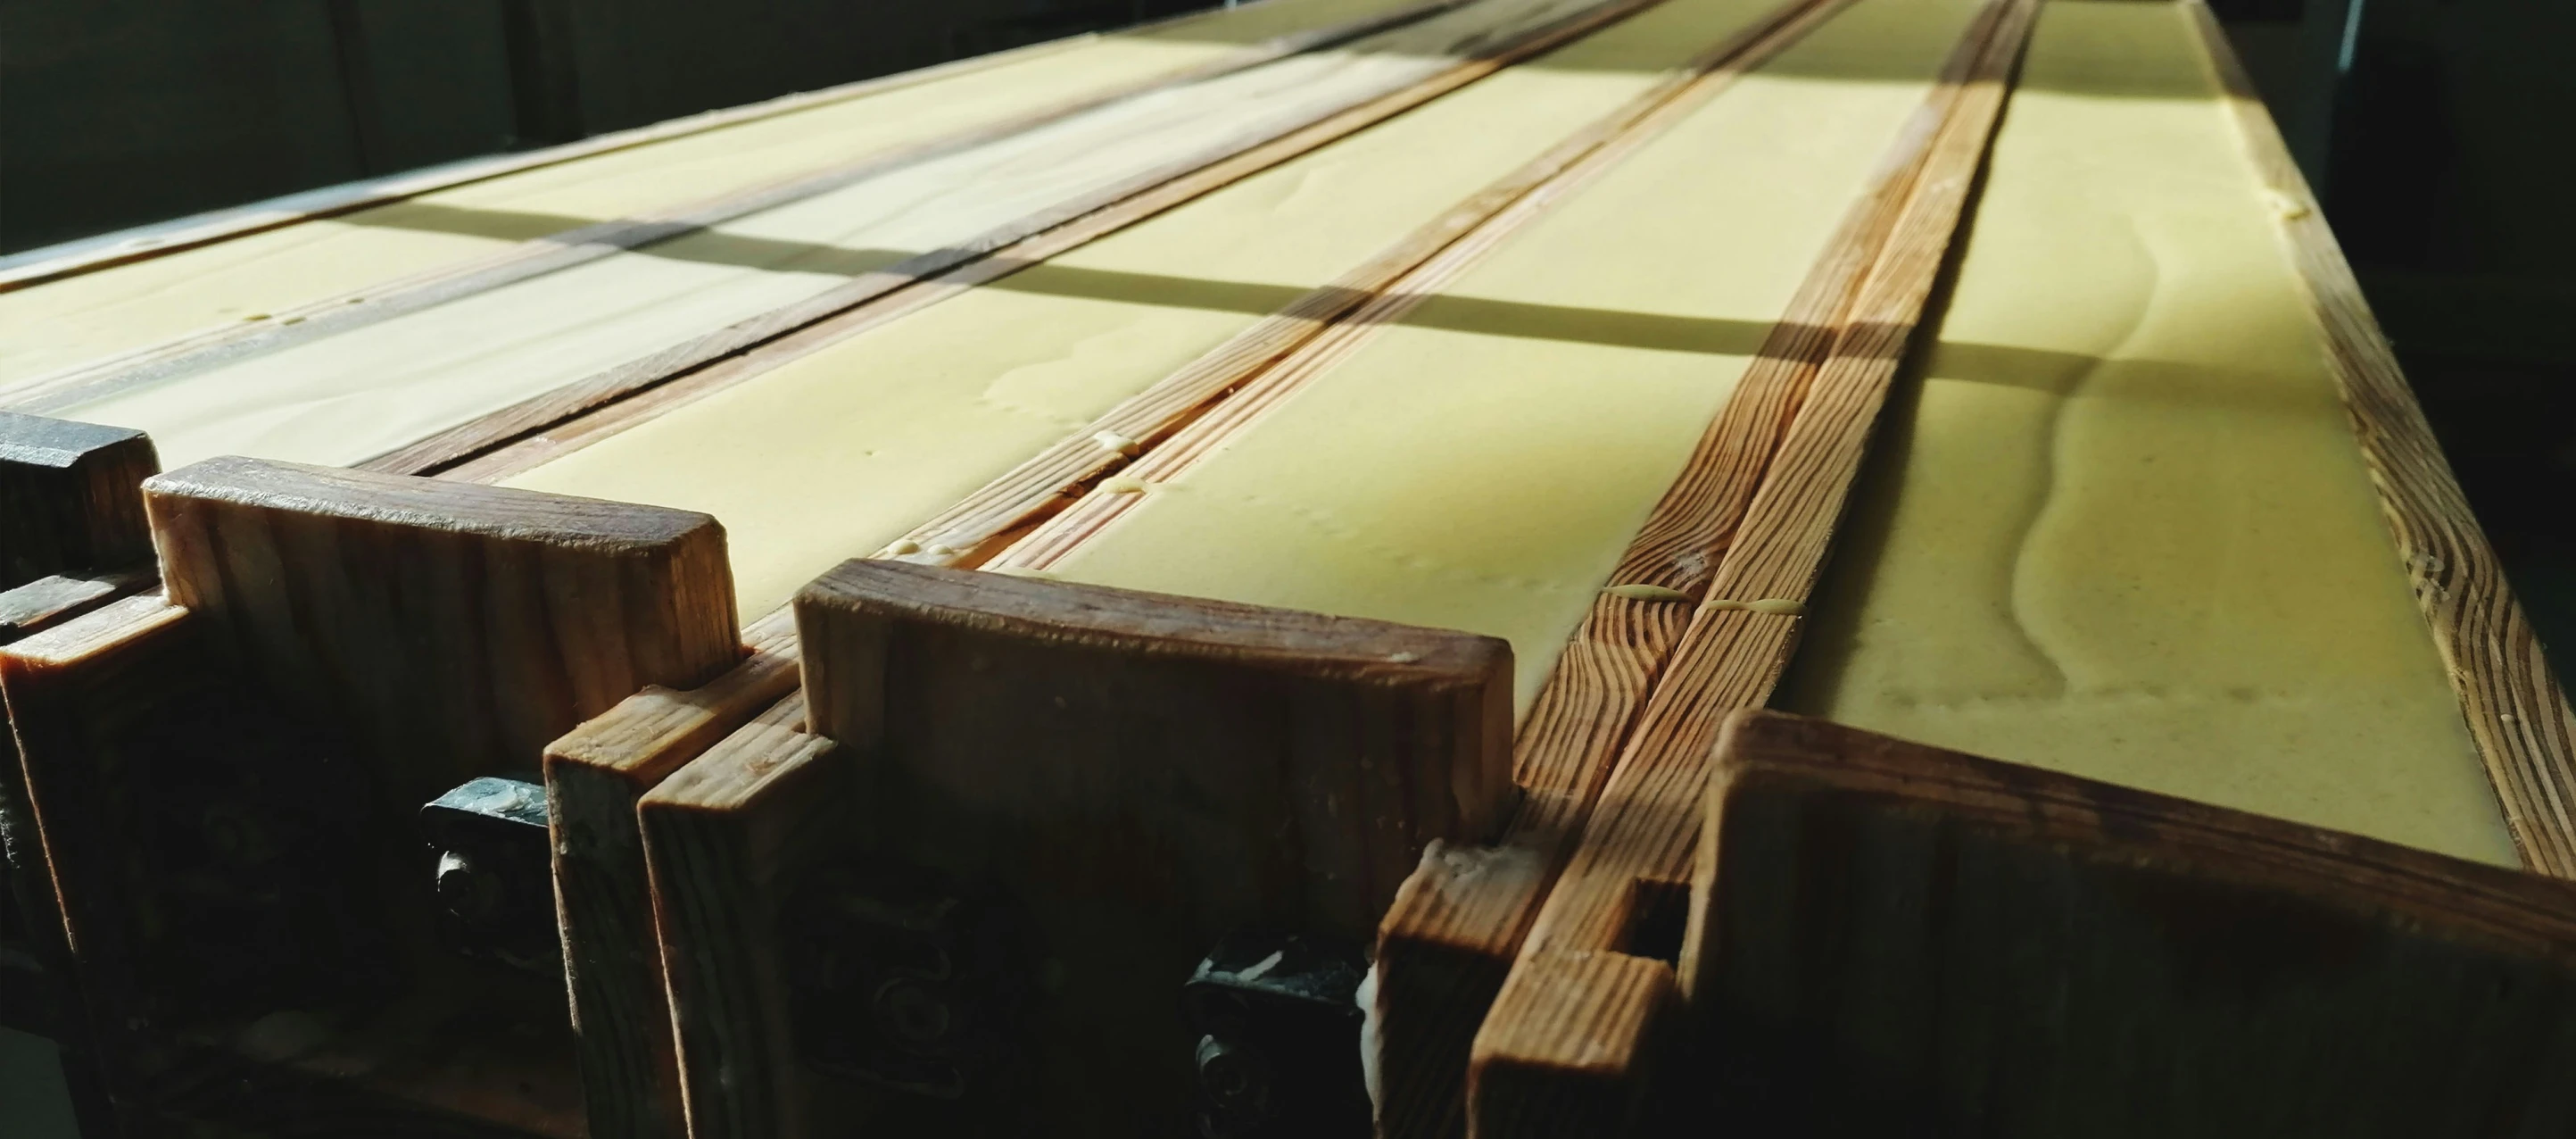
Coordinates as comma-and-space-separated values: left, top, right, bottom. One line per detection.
1185, 931, 1371, 1138
420, 776, 559, 972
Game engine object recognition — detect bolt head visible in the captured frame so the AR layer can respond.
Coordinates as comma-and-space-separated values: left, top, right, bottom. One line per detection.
1195, 1034, 1271, 1114
435, 849, 505, 925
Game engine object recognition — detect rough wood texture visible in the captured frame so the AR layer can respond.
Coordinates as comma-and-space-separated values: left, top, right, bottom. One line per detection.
1460, 1, 2033, 1132
142, 455, 740, 808
13, 0, 1466, 417
881, 0, 1834, 568
0, 411, 158, 590
644, 560, 1512, 1135
416, 0, 1668, 482
1667, 710, 2576, 1136
2182, 0, 2576, 877
546, 605, 796, 1139
1359, 0, 2021, 1132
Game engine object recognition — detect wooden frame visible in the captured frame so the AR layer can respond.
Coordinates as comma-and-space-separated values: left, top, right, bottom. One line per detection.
639, 561, 1512, 1136
1653, 710, 2576, 1137
3, 458, 739, 1137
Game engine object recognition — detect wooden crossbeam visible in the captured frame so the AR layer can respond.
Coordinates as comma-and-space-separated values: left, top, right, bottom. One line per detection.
640, 560, 1510, 1135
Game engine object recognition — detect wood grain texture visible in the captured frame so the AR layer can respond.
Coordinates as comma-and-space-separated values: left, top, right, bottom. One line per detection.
879, 0, 1835, 569
645, 560, 1511, 1135
2181, 0, 2576, 878
1672, 709, 2576, 1137
412, 0, 1673, 482
638, 692, 841, 1139
1363, 0, 2021, 1133
0, 411, 159, 590
1461, 1, 2033, 1132
0, 20, 1121, 294
10, 0, 1468, 417
142, 455, 740, 808
546, 606, 794, 1139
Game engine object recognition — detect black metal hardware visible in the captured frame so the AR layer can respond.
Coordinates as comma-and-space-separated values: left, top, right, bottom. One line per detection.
785, 863, 1032, 1103
1184, 931, 1371, 1139
419, 776, 558, 971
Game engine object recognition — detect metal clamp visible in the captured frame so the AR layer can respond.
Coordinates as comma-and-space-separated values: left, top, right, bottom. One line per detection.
420, 776, 558, 971
1185, 931, 1371, 1138
785, 864, 1031, 1102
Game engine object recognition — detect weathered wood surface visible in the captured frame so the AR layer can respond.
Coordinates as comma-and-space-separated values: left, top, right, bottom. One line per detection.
1662, 710, 2576, 1137
0, 412, 158, 590
142, 456, 740, 808
1457, 0, 2032, 1131
6, 459, 744, 1135
643, 560, 1512, 1135
546, 605, 795, 1139
416, 0, 1670, 482
8, 0, 1467, 417
2181, 0, 2576, 877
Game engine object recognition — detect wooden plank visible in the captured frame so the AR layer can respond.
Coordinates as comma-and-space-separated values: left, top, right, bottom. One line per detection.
545, 605, 797, 1139
0, 22, 1106, 294
142, 456, 740, 807
875, 0, 1836, 567
2182, 0, 2576, 877
1355, 0, 2009, 1127
6, 460, 743, 1134
642, 560, 1512, 1135
397, 0, 1678, 481
1666, 709, 2576, 1136
3, 0, 1466, 416
0, 412, 158, 591
1457, 0, 2033, 1131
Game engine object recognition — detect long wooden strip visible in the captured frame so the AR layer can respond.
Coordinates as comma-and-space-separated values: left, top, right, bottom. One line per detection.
1459, 2, 2033, 1132
1365, 1, 2010, 1132
2182, 0, 2576, 875
372, 0, 1673, 480
4, 0, 1465, 415
990, 0, 1858, 574
880, 0, 1843, 569
0, 28, 1098, 294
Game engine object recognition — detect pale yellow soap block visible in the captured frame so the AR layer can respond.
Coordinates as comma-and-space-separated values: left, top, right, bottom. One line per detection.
504, 0, 1808, 618
1776, 0, 2513, 865
1037, 0, 1989, 717
0, 0, 1421, 395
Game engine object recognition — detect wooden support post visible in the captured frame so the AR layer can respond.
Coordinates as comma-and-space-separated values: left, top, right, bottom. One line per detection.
642, 560, 1513, 1136
0, 412, 157, 591
1644, 710, 2576, 1136
4, 456, 738, 1136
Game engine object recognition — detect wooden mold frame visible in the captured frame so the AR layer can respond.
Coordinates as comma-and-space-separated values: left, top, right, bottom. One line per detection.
2, 456, 742, 1138
529, 0, 1842, 1133
1446, 1, 2576, 1135
1665, 710, 2576, 1138
637, 561, 1513, 1136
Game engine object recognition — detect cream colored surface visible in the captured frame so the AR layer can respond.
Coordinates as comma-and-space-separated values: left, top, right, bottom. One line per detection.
0, 0, 1421, 392
40, 0, 1601, 470
1776, 0, 2512, 863
1037, 0, 1986, 716
509, 0, 1802, 619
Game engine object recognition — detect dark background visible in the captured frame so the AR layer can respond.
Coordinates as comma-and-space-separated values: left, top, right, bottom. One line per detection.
0, 0, 2566, 643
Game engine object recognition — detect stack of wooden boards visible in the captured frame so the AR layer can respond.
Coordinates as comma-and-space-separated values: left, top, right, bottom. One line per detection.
4, 0, 2574, 1135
